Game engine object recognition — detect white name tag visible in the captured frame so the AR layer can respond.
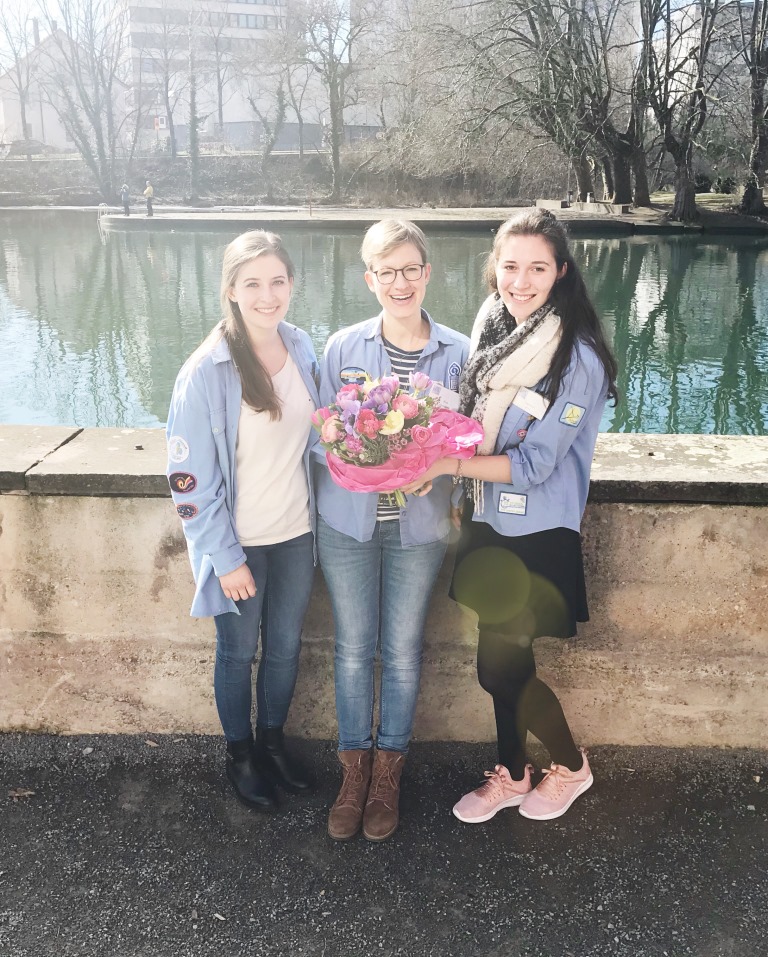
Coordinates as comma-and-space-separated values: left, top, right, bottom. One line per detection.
429, 382, 460, 411
499, 492, 527, 515
512, 387, 549, 420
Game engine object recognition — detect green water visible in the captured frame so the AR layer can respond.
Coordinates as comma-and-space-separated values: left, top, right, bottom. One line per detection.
1, 213, 767, 433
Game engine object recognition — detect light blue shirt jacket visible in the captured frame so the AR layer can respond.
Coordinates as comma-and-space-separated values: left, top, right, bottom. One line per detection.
472, 341, 608, 536
166, 323, 320, 618
315, 311, 470, 546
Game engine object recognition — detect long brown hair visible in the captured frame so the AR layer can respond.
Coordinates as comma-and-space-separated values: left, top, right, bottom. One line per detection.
485, 209, 618, 407
210, 229, 295, 419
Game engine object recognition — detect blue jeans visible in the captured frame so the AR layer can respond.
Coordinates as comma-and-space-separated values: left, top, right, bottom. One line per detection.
317, 517, 447, 753
213, 532, 314, 742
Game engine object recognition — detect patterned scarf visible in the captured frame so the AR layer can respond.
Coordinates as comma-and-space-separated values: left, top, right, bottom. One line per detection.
459, 295, 562, 505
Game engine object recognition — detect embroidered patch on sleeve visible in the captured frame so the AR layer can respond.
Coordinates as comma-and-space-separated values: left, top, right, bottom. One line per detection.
167, 435, 190, 463
169, 472, 197, 494
176, 503, 198, 520
559, 403, 586, 428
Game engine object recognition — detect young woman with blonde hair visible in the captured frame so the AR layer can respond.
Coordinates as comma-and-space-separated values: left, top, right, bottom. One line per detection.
316, 219, 470, 842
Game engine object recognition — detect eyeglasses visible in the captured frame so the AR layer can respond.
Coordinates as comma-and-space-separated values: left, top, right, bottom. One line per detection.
371, 264, 426, 285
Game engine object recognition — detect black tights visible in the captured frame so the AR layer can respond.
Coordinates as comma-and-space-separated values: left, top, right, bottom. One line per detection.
477, 629, 582, 780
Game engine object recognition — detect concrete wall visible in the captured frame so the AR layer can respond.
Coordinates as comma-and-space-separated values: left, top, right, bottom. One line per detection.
2, 425, 768, 747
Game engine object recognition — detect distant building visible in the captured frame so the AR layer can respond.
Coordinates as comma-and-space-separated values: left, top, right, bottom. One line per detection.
0, 27, 73, 149
124, 0, 379, 151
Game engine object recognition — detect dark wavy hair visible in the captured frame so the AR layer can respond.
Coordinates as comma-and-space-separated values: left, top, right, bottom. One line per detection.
485, 209, 618, 407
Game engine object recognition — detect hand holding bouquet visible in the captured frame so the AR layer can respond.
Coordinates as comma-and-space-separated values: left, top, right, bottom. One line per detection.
312, 371, 483, 505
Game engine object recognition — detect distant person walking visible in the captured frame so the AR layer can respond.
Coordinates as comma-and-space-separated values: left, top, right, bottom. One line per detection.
143, 180, 154, 217
120, 184, 130, 216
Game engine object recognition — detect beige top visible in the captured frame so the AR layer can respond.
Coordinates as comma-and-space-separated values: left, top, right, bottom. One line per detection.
234, 354, 314, 546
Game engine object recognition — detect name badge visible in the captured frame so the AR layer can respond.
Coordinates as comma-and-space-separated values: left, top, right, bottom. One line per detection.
499, 492, 527, 515
512, 387, 549, 420
429, 382, 460, 411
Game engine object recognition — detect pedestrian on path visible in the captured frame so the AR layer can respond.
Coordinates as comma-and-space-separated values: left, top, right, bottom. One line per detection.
401, 208, 618, 823
166, 230, 321, 812
316, 220, 470, 842
120, 184, 130, 216
143, 180, 153, 217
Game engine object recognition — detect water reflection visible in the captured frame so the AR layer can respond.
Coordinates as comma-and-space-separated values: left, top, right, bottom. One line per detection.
0, 214, 766, 433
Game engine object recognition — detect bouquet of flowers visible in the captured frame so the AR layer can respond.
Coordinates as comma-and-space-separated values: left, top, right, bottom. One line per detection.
312, 371, 484, 505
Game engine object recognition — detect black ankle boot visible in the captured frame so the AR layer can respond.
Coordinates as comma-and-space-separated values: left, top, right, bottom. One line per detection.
225, 737, 278, 811
255, 727, 312, 793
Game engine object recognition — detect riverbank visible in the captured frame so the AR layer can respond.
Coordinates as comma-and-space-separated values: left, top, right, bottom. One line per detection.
4, 199, 768, 234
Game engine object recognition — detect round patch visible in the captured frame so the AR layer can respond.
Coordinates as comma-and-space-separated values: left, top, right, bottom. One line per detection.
517, 429, 528, 439
340, 366, 367, 385
169, 471, 197, 494
176, 503, 198, 520
167, 435, 190, 464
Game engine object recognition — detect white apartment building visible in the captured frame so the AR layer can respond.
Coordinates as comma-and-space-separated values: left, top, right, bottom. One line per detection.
126, 0, 377, 151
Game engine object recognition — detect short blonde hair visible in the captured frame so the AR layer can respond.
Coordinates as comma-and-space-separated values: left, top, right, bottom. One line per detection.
361, 219, 428, 268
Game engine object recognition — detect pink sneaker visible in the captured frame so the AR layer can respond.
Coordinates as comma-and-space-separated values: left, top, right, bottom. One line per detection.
452, 764, 533, 823
518, 749, 593, 821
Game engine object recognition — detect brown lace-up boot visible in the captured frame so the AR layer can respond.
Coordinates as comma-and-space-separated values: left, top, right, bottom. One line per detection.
362, 749, 405, 842
327, 749, 373, 841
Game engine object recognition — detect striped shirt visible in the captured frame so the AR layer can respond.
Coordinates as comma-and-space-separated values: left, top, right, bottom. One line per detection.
377, 338, 424, 521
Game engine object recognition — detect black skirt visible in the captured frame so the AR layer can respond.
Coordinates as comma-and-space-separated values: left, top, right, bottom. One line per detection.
449, 510, 588, 640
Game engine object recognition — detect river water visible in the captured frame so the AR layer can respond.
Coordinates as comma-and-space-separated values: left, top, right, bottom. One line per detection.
1, 213, 766, 433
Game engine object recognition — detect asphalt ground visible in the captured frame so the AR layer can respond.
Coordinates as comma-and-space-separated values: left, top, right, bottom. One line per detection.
1, 735, 767, 957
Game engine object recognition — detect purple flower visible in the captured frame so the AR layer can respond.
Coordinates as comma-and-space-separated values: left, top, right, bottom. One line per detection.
380, 375, 400, 395
409, 371, 432, 392
366, 385, 394, 407
337, 395, 361, 417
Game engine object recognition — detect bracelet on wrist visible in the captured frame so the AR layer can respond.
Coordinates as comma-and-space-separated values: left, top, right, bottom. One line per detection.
452, 459, 463, 486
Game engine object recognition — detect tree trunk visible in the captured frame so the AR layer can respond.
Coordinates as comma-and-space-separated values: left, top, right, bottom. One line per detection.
601, 157, 615, 202
327, 76, 344, 203
632, 149, 652, 206
188, 67, 199, 204
670, 161, 698, 222
740, 177, 767, 214
611, 153, 633, 205
740, 80, 767, 213
19, 97, 33, 166
572, 154, 594, 202
164, 88, 177, 160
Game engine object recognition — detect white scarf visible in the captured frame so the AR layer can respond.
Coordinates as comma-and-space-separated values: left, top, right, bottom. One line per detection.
461, 294, 562, 456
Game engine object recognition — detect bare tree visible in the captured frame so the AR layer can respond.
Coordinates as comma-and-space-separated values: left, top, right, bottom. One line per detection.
737, 0, 768, 213
641, 0, 727, 221
198, 4, 237, 139
239, 57, 287, 200
0, 10, 36, 163
36, 0, 134, 199
291, 0, 374, 201
134, 0, 195, 159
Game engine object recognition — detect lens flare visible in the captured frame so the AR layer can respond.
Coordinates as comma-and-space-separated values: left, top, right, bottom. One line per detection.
454, 547, 570, 637
453, 547, 530, 625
